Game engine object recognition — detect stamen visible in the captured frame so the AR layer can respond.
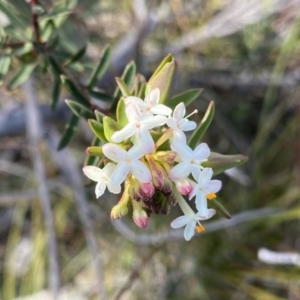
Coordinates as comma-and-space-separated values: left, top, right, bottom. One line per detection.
206, 193, 216, 200
196, 225, 205, 233
184, 109, 198, 119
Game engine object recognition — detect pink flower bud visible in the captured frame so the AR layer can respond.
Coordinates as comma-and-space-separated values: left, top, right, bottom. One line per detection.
175, 178, 195, 195
132, 201, 149, 228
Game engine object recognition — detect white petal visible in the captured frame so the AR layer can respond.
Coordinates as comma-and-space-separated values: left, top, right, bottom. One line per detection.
173, 102, 185, 121
195, 193, 208, 217
205, 180, 222, 193
102, 144, 127, 162
197, 168, 213, 187
168, 162, 191, 181
136, 128, 154, 154
180, 119, 197, 131
128, 145, 145, 160
95, 181, 107, 198
171, 140, 193, 162
125, 96, 146, 110
184, 221, 195, 241
189, 185, 199, 200
126, 102, 142, 123
130, 160, 152, 183
173, 130, 187, 143
194, 143, 210, 161
145, 88, 160, 106
151, 104, 172, 116
205, 208, 216, 219
141, 115, 167, 129
110, 162, 130, 185
102, 163, 116, 177
191, 166, 201, 181
170, 215, 190, 228
111, 123, 136, 143
107, 181, 121, 194
82, 166, 104, 182
166, 117, 177, 129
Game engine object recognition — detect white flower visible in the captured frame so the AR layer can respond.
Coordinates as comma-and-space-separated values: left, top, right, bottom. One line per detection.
125, 88, 172, 117
82, 163, 121, 198
170, 209, 216, 241
102, 143, 152, 185
166, 102, 197, 143
189, 168, 222, 216
111, 102, 166, 154
168, 139, 210, 181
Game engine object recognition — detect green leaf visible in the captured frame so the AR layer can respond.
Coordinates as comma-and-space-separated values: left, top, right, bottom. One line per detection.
40, 8, 73, 22
116, 97, 128, 127
88, 119, 107, 142
103, 116, 122, 142
51, 77, 61, 110
41, 20, 56, 42
0, 1, 27, 28
61, 76, 90, 107
148, 54, 176, 103
188, 101, 215, 148
168, 88, 203, 109
63, 46, 86, 67
202, 153, 248, 175
48, 56, 64, 76
112, 61, 136, 105
115, 77, 130, 97
0, 54, 11, 84
65, 100, 94, 119
57, 114, 79, 150
210, 199, 231, 219
95, 110, 106, 122
89, 89, 113, 102
8, 63, 37, 90
87, 45, 111, 89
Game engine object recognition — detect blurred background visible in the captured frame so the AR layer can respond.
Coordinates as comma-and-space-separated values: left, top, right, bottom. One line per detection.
0, 0, 299, 299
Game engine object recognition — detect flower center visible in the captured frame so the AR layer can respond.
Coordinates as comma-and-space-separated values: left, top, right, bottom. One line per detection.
126, 157, 132, 163
206, 193, 216, 200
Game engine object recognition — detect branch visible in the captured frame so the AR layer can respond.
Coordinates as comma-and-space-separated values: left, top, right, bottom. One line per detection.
111, 207, 280, 245
46, 130, 107, 300
23, 78, 60, 299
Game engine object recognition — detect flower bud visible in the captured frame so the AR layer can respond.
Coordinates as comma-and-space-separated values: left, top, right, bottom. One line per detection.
153, 151, 177, 164
111, 203, 129, 220
129, 179, 154, 202
174, 178, 195, 195
132, 200, 149, 228
152, 191, 170, 215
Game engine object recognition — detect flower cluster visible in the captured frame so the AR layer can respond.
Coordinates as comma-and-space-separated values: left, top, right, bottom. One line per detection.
83, 88, 222, 241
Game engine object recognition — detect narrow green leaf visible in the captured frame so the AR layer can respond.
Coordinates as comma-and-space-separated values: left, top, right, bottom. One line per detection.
63, 46, 86, 66
51, 77, 61, 110
210, 199, 231, 219
188, 101, 215, 148
88, 119, 107, 142
86, 146, 103, 157
150, 53, 173, 79
57, 114, 79, 150
48, 56, 64, 76
87, 45, 111, 89
112, 61, 136, 110
40, 8, 73, 22
103, 116, 122, 142
41, 20, 56, 42
0, 54, 11, 83
61, 76, 90, 107
202, 153, 248, 175
148, 54, 176, 103
115, 77, 130, 97
65, 100, 94, 119
168, 88, 203, 109
95, 110, 106, 122
8, 63, 37, 90
89, 89, 113, 102
116, 97, 128, 127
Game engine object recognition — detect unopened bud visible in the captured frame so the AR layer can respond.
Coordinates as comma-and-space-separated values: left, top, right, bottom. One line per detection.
132, 200, 149, 228
175, 178, 195, 195
153, 151, 177, 164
